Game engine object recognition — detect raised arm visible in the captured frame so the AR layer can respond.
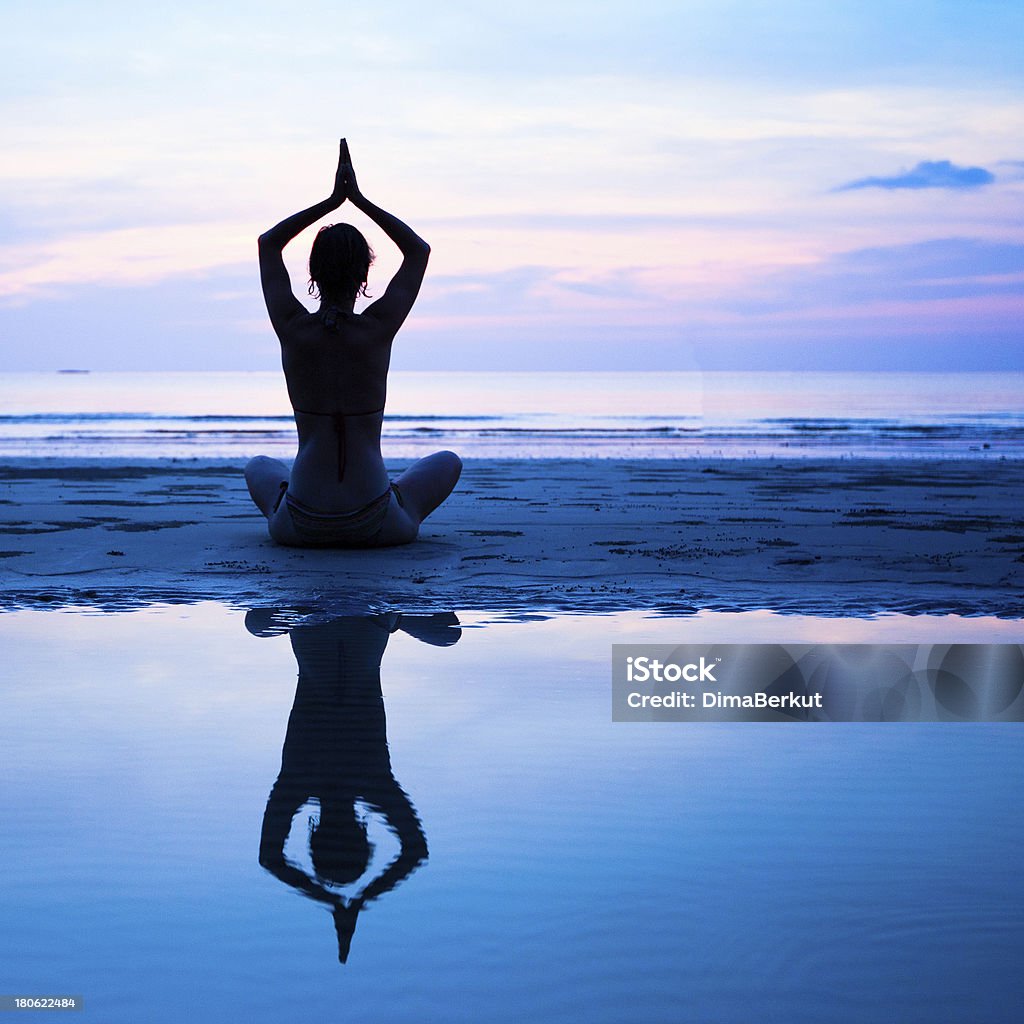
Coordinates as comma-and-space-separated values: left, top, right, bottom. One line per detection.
258, 780, 340, 906
342, 144, 431, 333
257, 141, 349, 334
360, 778, 428, 904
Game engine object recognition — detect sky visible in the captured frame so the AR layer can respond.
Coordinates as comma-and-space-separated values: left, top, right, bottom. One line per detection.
1, 0, 1022, 372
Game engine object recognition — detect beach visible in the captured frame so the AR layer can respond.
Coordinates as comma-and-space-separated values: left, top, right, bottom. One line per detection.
3, 395, 1023, 1024
3, 376, 1024, 1023
2, 455, 1021, 616
5, 448, 1024, 1020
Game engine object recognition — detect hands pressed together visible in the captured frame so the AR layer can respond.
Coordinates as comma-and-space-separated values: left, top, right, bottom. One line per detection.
332, 138, 362, 205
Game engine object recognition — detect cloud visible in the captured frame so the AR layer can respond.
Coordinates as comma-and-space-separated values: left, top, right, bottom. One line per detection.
1, 268, 271, 371
995, 159, 1024, 181
835, 159, 995, 192
835, 237, 1024, 283
718, 237, 1024, 341
0, 223, 254, 302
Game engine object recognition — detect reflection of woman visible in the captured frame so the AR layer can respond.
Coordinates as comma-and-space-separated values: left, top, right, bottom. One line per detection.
245, 140, 461, 548
250, 611, 460, 963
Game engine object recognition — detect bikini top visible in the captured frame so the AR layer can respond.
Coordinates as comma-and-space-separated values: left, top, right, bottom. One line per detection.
292, 405, 385, 482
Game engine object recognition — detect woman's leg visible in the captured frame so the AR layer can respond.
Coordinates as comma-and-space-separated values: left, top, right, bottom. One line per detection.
245, 456, 290, 517
394, 450, 463, 522
373, 450, 462, 547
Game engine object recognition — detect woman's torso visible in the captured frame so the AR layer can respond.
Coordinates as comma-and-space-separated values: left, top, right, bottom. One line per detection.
279, 310, 394, 510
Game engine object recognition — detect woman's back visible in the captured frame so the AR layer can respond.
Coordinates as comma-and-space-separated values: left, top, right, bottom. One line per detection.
281, 309, 394, 510
281, 308, 391, 415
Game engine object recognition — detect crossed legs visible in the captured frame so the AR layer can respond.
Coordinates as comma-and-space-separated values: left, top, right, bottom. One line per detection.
375, 450, 462, 546
244, 451, 462, 547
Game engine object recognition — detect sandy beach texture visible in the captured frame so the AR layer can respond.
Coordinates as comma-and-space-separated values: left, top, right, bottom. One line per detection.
1, 457, 1022, 616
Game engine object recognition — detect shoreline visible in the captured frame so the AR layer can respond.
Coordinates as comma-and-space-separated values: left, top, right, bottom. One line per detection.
2, 456, 1022, 617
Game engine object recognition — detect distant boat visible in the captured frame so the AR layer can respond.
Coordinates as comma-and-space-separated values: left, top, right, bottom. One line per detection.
57, 369, 90, 374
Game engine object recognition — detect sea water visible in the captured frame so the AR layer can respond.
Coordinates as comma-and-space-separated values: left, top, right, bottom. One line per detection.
1, 370, 1023, 460
1, 603, 1022, 1023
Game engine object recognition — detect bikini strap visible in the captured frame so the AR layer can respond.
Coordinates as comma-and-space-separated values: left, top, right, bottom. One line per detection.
292, 405, 386, 418
292, 406, 387, 483
333, 413, 346, 482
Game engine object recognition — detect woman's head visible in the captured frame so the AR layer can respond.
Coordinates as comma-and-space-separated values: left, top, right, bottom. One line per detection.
309, 803, 372, 886
308, 223, 374, 307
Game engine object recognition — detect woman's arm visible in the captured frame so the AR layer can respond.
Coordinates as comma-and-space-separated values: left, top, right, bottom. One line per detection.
360, 778, 428, 904
257, 142, 349, 333
259, 195, 339, 253
258, 780, 341, 906
342, 145, 431, 333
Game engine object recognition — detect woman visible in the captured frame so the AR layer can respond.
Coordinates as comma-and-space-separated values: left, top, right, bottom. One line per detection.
245, 140, 461, 547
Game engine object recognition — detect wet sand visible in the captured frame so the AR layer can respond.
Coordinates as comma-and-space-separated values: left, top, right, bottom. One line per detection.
1, 457, 1022, 616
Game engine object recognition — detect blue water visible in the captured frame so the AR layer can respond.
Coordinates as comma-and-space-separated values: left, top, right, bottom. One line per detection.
1, 604, 1021, 1022
1, 370, 1022, 459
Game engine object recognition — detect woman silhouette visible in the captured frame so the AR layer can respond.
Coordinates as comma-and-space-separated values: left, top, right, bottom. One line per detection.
253, 611, 460, 962
245, 140, 462, 547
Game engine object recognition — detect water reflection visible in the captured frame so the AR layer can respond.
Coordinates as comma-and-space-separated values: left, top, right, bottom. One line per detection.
245, 609, 461, 962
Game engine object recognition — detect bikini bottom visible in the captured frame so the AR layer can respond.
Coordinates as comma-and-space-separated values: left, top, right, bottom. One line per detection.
271, 484, 403, 548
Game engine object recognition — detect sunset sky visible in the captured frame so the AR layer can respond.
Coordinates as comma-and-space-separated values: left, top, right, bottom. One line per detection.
2, 0, 1022, 371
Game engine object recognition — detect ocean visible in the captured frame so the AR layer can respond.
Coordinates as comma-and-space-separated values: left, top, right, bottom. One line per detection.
1, 370, 1022, 460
